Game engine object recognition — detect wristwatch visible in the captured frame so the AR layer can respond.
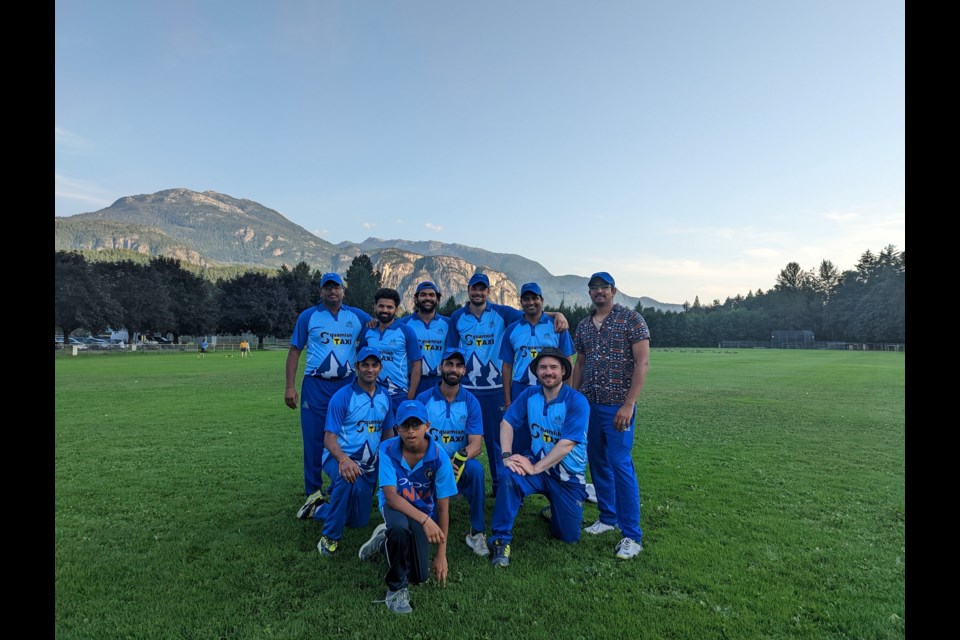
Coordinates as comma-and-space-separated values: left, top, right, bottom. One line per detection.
501, 451, 513, 459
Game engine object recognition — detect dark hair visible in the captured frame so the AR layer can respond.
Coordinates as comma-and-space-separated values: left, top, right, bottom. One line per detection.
373, 288, 401, 306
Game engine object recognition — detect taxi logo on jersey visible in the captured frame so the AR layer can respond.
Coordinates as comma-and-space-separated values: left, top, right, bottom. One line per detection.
464, 333, 495, 346
356, 420, 382, 434
320, 331, 354, 346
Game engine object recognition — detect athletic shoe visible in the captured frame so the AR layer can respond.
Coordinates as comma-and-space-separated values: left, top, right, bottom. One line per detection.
297, 489, 327, 519
317, 536, 338, 557
614, 537, 643, 559
584, 520, 617, 535
489, 539, 511, 567
359, 524, 387, 561
465, 532, 489, 556
585, 483, 598, 503
385, 588, 412, 614
539, 506, 551, 521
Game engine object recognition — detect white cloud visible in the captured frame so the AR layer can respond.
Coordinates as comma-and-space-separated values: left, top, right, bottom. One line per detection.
425, 222, 444, 232
362, 222, 376, 230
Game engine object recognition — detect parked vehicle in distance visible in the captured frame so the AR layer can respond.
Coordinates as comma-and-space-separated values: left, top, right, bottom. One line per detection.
152, 336, 173, 344
67, 338, 89, 350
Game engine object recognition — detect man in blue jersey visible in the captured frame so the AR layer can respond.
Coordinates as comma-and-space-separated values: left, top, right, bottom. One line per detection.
487, 348, 590, 567
397, 281, 451, 395
286, 272, 373, 516
446, 272, 568, 495
416, 347, 488, 556
499, 282, 575, 456
358, 287, 423, 413
571, 271, 649, 560
358, 400, 458, 614
308, 346, 396, 556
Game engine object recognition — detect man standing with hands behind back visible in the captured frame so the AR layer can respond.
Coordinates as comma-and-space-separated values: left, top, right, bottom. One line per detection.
571, 271, 650, 560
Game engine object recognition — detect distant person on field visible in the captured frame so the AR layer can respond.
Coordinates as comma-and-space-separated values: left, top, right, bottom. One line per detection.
445, 272, 568, 496
358, 400, 457, 615
198, 339, 208, 359
488, 348, 590, 568
397, 281, 451, 395
286, 272, 372, 513
499, 281, 575, 455
415, 347, 488, 557
240, 339, 251, 358
358, 288, 423, 413
303, 347, 396, 558
571, 271, 649, 560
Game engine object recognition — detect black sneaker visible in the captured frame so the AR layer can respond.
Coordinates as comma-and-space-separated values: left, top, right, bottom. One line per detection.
489, 539, 511, 567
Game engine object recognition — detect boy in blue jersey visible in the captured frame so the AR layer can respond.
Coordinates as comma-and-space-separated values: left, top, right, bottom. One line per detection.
499, 282, 575, 455
358, 287, 423, 413
287, 273, 373, 515
397, 281, 451, 395
415, 347, 488, 556
488, 348, 590, 568
445, 272, 569, 496
358, 400, 458, 614
308, 347, 396, 557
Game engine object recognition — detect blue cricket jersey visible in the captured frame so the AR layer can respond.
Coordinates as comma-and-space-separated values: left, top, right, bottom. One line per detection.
322, 381, 396, 474
502, 385, 589, 484
377, 436, 458, 519
499, 314, 575, 385
290, 304, 372, 379
446, 303, 523, 392
416, 385, 483, 458
397, 313, 451, 379
359, 323, 423, 397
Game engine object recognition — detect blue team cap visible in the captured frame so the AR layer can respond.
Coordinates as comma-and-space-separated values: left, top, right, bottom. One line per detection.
520, 282, 543, 298
415, 281, 440, 294
395, 400, 429, 426
589, 272, 615, 287
441, 347, 466, 363
468, 273, 490, 288
320, 273, 343, 287
356, 346, 382, 363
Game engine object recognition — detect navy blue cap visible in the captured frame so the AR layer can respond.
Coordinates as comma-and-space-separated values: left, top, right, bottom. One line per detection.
441, 347, 466, 363
468, 273, 490, 288
589, 272, 615, 287
356, 346, 382, 363
520, 282, 542, 298
320, 272, 344, 286
415, 281, 440, 294
395, 400, 429, 425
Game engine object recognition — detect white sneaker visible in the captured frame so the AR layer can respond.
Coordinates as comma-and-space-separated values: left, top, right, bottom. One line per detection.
615, 537, 643, 559
585, 483, 598, 503
359, 524, 387, 561
584, 520, 617, 535
465, 532, 490, 556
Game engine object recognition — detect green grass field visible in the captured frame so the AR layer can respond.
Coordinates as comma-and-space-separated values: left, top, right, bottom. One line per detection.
55, 348, 904, 639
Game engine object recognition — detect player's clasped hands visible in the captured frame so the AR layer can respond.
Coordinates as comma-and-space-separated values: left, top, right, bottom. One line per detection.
504, 454, 535, 476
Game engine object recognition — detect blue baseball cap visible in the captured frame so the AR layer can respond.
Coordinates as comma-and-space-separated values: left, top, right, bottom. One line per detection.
415, 281, 440, 294
356, 346, 382, 363
320, 273, 343, 287
468, 273, 490, 288
520, 282, 543, 298
441, 347, 466, 363
395, 400, 429, 426
589, 272, 615, 287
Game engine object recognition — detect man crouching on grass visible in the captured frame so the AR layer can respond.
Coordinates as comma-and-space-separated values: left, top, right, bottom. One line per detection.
358, 399, 457, 614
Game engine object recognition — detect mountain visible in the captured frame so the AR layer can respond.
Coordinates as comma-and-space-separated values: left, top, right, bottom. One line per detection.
54, 188, 685, 311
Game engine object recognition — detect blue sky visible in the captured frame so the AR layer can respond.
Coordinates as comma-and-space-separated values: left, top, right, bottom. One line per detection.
55, 1, 904, 305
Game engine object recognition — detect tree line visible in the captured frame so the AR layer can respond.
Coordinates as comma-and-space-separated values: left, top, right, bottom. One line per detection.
55, 245, 904, 347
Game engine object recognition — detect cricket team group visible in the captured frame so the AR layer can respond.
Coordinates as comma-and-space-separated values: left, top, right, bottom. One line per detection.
283, 270, 650, 614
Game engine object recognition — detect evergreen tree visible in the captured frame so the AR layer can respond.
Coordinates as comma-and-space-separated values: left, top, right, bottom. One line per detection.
439, 294, 460, 316
343, 255, 382, 313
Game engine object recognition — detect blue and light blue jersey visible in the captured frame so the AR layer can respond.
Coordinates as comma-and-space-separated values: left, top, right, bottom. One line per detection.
397, 313, 451, 378
499, 315, 575, 385
359, 323, 423, 397
322, 381, 396, 474
416, 385, 483, 458
446, 303, 523, 392
290, 304, 372, 379
503, 385, 589, 484
377, 437, 457, 519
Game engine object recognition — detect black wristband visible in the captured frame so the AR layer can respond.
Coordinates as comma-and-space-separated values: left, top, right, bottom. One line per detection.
501, 451, 512, 459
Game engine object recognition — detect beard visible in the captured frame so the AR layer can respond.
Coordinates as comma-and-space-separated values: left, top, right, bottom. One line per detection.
377, 311, 396, 324
442, 371, 463, 387
417, 299, 436, 312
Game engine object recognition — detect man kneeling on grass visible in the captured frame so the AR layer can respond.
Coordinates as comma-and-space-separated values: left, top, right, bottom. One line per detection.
358, 399, 457, 614
487, 347, 590, 568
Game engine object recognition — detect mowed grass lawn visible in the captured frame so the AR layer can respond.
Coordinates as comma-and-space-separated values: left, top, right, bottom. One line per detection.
55, 348, 904, 640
